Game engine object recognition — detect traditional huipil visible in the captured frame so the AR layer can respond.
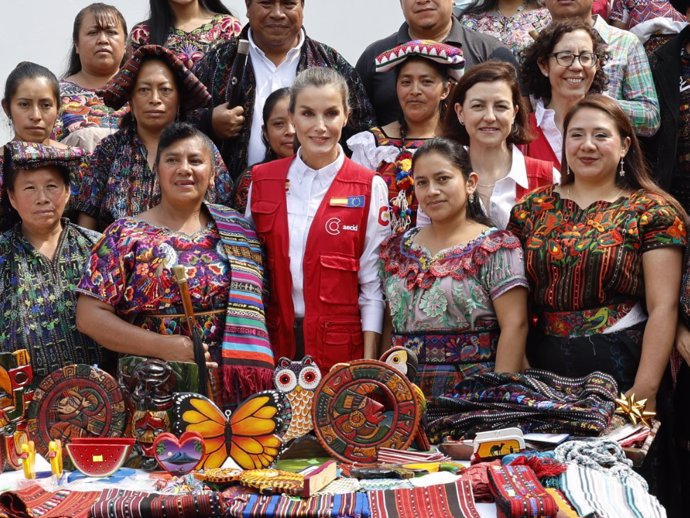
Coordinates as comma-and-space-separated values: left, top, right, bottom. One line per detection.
380, 227, 528, 400
248, 151, 389, 372
508, 185, 687, 390
0, 142, 102, 384
77, 204, 273, 407
128, 14, 242, 69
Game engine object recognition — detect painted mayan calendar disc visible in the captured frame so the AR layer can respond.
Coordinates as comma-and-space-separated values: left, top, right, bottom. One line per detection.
27, 364, 126, 455
312, 359, 420, 464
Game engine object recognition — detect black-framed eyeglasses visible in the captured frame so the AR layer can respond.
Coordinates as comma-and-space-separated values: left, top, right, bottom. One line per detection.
549, 51, 598, 68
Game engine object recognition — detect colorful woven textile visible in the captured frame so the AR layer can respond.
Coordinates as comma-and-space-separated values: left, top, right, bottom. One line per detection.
560, 464, 666, 518
488, 465, 558, 518
99, 44, 211, 112
206, 204, 275, 404
0, 485, 100, 518
368, 479, 480, 518
89, 488, 224, 518
427, 369, 618, 441
226, 491, 370, 518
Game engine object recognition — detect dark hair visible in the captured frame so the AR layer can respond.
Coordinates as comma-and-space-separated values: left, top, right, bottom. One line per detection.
396, 56, 451, 128
147, 0, 234, 46
561, 94, 687, 218
521, 20, 608, 102
461, 0, 541, 16
412, 137, 493, 226
65, 3, 128, 77
120, 56, 182, 129
2, 62, 60, 115
261, 87, 292, 161
155, 122, 215, 165
442, 61, 530, 146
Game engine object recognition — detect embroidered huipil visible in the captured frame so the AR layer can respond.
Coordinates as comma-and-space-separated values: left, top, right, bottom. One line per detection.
508, 186, 686, 337
76, 218, 230, 402
127, 14, 242, 69
52, 81, 129, 152
380, 227, 528, 398
460, 7, 551, 58
0, 221, 103, 383
76, 123, 232, 228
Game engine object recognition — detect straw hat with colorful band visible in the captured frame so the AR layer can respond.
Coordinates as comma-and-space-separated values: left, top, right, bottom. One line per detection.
375, 40, 465, 80
98, 44, 212, 112
4, 141, 86, 186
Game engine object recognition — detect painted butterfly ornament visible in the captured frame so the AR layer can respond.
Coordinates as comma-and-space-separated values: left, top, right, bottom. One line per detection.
171, 391, 290, 470
273, 356, 321, 443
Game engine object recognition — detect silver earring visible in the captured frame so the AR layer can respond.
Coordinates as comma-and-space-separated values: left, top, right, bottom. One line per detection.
469, 192, 475, 203
459, 120, 465, 126
619, 158, 625, 177
567, 165, 573, 177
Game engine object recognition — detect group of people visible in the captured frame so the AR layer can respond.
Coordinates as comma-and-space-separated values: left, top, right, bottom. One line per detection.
2, 0, 690, 514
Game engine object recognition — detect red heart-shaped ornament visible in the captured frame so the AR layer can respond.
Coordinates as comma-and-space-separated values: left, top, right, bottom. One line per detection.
152, 432, 205, 476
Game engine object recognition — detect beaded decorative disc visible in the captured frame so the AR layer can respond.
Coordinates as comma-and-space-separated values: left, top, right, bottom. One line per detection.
312, 359, 421, 464
27, 364, 126, 455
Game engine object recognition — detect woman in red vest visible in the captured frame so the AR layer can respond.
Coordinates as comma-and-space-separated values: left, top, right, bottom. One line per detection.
438, 61, 558, 230
247, 68, 390, 373
520, 20, 608, 169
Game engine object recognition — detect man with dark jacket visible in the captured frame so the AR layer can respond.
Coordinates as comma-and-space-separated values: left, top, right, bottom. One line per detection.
192, 0, 375, 179
356, 0, 519, 125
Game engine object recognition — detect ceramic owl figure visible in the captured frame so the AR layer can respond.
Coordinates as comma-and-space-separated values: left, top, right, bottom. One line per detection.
273, 356, 322, 442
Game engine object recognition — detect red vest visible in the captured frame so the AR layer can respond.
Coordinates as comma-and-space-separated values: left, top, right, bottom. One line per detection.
515, 155, 556, 201
520, 113, 561, 171
250, 156, 373, 372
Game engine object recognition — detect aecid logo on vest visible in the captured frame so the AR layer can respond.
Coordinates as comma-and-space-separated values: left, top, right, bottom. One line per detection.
325, 217, 358, 236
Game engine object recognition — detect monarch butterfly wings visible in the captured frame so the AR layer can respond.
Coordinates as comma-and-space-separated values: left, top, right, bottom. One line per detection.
172, 391, 291, 470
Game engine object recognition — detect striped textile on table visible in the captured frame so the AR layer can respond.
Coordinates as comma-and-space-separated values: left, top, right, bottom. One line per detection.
368, 478, 479, 518
89, 489, 224, 518
560, 464, 667, 518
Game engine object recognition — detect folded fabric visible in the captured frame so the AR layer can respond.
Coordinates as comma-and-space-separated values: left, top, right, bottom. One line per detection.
488, 465, 558, 518
225, 491, 369, 518
458, 460, 501, 503
368, 479, 479, 518
89, 488, 224, 518
560, 464, 666, 518
0, 485, 100, 518
427, 369, 617, 440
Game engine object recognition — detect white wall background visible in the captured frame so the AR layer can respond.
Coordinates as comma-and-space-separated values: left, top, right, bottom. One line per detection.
0, 0, 404, 143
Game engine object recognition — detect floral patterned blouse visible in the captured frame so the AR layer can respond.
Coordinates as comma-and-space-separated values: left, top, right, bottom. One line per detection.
348, 127, 430, 233
0, 221, 103, 383
77, 218, 230, 343
507, 186, 686, 317
379, 227, 528, 333
76, 123, 232, 230
460, 6, 551, 59
128, 14, 242, 69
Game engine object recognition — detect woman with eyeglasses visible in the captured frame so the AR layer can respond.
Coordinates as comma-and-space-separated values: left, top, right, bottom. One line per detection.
520, 20, 609, 168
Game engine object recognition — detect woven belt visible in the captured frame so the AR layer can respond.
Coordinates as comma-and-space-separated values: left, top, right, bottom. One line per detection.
539, 301, 636, 338
392, 328, 497, 364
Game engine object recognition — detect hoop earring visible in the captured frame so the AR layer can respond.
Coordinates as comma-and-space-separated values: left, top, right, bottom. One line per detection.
618, 158, 625, 177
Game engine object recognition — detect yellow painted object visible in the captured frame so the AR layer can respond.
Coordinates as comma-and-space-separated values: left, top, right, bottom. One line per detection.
20, 440, 36, 479
401, 462, 440, 472
476, 439, 522, 459
48, 440, 63, 477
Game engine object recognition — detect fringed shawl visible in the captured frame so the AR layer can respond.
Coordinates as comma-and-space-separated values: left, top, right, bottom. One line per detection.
206, 203, 273, 404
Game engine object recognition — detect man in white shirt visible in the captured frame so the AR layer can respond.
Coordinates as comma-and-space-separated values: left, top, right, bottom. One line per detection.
192, 0, 375, 179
